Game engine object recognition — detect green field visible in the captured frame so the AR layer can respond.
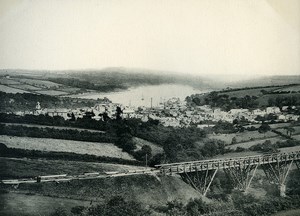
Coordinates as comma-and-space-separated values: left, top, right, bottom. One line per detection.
0, 135, 134, 160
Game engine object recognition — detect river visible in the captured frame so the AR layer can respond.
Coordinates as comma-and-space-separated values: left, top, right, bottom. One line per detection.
69, 84, 208, 107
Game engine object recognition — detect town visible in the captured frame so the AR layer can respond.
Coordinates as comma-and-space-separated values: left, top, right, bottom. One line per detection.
12, 97, 299, 128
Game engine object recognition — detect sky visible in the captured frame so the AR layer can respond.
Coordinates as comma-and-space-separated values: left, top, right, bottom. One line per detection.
0, 0, 299, 79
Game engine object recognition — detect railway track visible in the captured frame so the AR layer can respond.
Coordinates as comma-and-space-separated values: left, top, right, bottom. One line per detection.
1, 169, 160, 185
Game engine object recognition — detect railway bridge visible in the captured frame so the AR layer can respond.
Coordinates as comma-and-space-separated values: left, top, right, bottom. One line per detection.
155, 151, 300, 197
2, 151, 300, 197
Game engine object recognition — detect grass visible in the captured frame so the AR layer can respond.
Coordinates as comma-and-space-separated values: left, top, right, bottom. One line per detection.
0, 192, 93, 216
276, 126, 300, 136
132, 137, 164, 155
35, 90, 68, 96
227, 136, 286, 150
0, 84, 29, 94
10, 84, 41, 91
18, 78, 61, 88
0, 135, 134, 160
208, 130, 278, 145
4, 175, 201, 207
0, 157, 142, 179
274, 84, 300, 93
3, 123, 105, 133
0, 79, 20, 85
221, 87, 279, 97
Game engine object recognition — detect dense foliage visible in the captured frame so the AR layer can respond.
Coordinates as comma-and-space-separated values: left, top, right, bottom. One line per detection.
187, 92, 259, 111
0, 124, 114, 143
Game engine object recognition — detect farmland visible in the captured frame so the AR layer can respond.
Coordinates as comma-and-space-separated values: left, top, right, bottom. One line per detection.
0, 76, 87, 96
221, 87, 280, 97
0, 84, 29, 94
227, 136, 286, 150
0, 135, 134, 160
35, 90, 68, 96
2, 123, 105, 133
274, 84, 300, 93
10, 84, 41, 91
18, 78, 62, 88
208, 130, 278, 145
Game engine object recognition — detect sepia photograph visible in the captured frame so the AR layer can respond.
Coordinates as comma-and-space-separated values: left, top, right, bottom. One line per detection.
0, 0, 300, 215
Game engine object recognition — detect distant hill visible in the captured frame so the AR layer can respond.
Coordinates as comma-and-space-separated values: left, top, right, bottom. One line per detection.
1, 69, 299, 91
229, 75, 300, 88
0, 68, 216, 91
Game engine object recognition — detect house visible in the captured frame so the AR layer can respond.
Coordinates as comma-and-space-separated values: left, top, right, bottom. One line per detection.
46, 108, 70, 120
197, 124, 215, 129
252, 109, 266, 116
266, 107, 281, 114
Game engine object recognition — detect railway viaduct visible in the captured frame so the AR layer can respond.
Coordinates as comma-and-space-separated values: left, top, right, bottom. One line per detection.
156, 151, 300, 197
2, 151, 300, 197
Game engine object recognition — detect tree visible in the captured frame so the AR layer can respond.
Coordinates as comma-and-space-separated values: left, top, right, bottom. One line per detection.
116, 106, 123, 121
258, 123, 271, 138
231, 137, 237, 144
281, 126, 295, 138
134, 145, 152, 162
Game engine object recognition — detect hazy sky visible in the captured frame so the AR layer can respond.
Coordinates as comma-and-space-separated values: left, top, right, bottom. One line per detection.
0, 0, 299, 79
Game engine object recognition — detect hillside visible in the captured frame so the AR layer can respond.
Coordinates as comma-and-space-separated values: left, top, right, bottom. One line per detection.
188, 83, 300, 110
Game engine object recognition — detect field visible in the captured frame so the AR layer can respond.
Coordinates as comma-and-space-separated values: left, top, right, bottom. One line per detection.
227, 136, 286, 150
3, 123, 105, 133
293, 134, 300, 141
0, 79, 20, 85
0, 135, 134, 160
0, 157, 142, 179
276, 126, 300, 136
18, 78, 61, 88
10, 84, 41, 91
0, 192, 93, 216
274, 84, 300, 93
0, 84, 29, 94
221, 87, 279, 97
35, 90, 68, 96
58, 87, 81, 93
208, 130, 278, 145
279, 145, 300, 153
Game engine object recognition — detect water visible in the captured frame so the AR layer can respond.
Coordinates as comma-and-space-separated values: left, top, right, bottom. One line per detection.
70, 84, 207, 107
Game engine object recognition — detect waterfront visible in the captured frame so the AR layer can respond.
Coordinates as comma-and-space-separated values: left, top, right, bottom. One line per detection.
69, 84, 207, 107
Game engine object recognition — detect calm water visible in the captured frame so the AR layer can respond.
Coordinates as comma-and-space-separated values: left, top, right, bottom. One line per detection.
70, 84, 207, 107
